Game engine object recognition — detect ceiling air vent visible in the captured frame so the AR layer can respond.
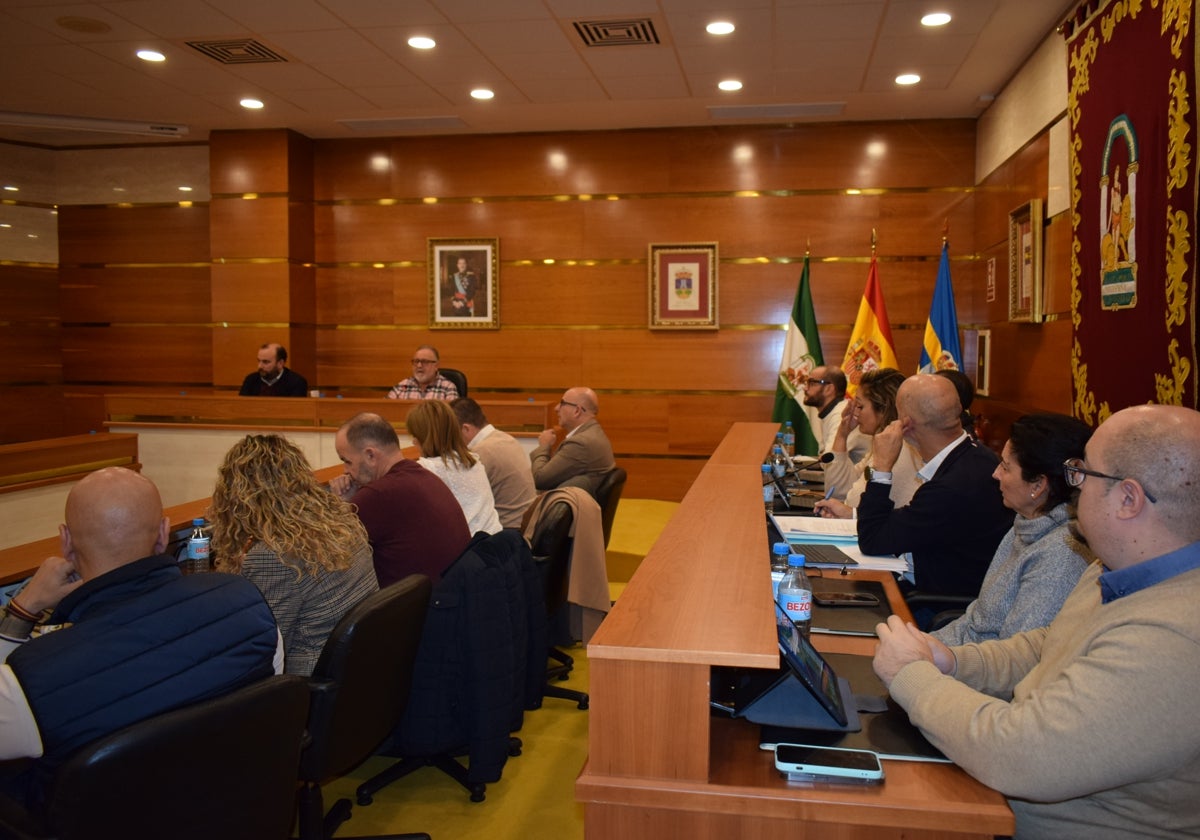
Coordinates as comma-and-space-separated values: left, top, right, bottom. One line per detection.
186, 39, 288, 65
573, 18, 660, 47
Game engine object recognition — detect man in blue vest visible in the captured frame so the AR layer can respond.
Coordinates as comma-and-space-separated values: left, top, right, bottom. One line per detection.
0, 467, 281, 802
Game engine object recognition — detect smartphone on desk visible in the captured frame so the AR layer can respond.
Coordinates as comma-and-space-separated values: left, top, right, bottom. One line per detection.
774, 744, 884, 782
813, 591, 880, 607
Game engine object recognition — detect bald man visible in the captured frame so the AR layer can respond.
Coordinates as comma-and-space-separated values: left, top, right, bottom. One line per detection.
239, 342, 309, 397
873, 405, 1200, 838
856, 373, 1011, 599
0, 468, 281, 793
531, 386, 616, 498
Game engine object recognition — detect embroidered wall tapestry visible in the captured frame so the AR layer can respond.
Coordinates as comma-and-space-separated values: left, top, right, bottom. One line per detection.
1066, 0, 1198, 420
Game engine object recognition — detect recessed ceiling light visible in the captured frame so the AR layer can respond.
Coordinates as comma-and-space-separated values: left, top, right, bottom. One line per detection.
895, 73, 921, 86
718, 80, 743, 92
178, 186, 193, 192
921, 12, 952, 27
0, 223, 11, 228
408, 36, 435, 49
3, 185, 17, 192
136, 49, 165, 62
706, 21, 735, 35
240, 98, 265, 109
470, 88, 495, 100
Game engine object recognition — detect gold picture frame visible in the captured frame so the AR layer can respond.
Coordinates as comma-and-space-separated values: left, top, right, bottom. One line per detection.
648, 242, 718, 330
1008, 199, 1043, 323
428, 237, 499, 329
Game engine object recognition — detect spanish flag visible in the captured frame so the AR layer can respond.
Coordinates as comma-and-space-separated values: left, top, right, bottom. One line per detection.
841, 254, 898, 394
918, 241, 963, 373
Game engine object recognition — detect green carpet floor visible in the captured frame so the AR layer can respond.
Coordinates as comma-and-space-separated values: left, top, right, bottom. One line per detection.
315, 498, 677, 839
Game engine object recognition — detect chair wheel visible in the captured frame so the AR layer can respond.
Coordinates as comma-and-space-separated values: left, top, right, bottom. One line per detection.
470, 785, 486, 802
578, 698, 589, 710
356, 792, 373, 806
557, 673, 569, 681
509, 743, 522, 757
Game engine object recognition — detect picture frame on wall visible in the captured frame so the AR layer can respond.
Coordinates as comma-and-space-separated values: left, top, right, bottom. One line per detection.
428, 237, 499, 329
648, 242, 718, 330
1008, 199, 1043, 323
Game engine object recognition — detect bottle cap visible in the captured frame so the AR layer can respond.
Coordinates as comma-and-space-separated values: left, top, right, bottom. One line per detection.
192, 518, 204, 526
761, 464, 770, 473
772, 542, 789, 556
788, 554, 807, 567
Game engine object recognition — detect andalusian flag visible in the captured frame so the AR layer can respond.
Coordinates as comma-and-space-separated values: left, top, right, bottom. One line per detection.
918, 241, 963, 373
841, 254, 899, 395
771, 255, 823, 456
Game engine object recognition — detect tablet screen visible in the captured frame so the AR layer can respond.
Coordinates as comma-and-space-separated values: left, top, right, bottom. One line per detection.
775, 602, 848, 727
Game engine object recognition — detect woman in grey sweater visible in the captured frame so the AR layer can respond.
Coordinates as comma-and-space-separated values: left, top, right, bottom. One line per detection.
933, 413, 1093, 645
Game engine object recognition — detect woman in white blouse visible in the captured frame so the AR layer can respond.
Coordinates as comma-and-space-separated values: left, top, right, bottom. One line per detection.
814, 367, 922, 518
406, 399, 503, 535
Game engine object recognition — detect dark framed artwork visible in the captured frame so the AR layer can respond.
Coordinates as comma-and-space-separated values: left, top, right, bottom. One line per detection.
648, 242, 718, 330
428, 237, 499, 329
1008, 200, 1043, 323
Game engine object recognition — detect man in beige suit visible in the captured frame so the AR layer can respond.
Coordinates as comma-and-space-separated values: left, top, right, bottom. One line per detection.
531, 386, 615, 498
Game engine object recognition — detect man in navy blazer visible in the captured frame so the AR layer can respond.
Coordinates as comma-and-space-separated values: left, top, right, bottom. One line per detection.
856, 374, 1011, 598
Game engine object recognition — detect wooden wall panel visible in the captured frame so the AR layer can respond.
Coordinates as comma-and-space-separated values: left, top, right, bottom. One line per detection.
1, 265, 59, 323
211, 262, 293, 322
209, 129, 294, 194
59, 267, 210, 323
58, 205, 210, 264
1, 386, 65, 443
209, 197, 290, 258
62, 326, 213, 384
1042, 213, 1073, 317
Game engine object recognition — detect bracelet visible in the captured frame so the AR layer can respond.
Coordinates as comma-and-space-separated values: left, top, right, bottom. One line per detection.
5, 597, 42, 623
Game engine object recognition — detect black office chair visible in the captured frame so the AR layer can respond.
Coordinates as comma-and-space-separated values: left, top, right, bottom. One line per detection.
593, 466, 627, 549
528, 498, 589, 710
297, 574, 433, 840
0, 675, 309, 840
903, 591, 975, 632
439, 367, 468, 398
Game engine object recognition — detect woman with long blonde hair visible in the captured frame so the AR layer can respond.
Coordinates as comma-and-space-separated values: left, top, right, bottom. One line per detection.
406, 400, 502, 535
209, 434, 378, 675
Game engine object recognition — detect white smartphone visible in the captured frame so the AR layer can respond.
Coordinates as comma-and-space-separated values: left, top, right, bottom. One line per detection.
774, 744, 884, 782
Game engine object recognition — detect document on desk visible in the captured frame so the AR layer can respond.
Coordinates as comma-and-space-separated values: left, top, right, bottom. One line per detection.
769, 514, 907, 574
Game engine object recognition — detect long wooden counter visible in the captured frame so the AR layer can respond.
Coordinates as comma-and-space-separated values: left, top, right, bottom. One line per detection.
577, 422, 1014, 838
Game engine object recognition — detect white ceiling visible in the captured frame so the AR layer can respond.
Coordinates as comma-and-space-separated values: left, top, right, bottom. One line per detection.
0, 0, 1077, 148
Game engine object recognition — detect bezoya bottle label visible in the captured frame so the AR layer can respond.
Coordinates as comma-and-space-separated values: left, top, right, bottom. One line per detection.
187, 536, 210, 560
781, 590, 812, 623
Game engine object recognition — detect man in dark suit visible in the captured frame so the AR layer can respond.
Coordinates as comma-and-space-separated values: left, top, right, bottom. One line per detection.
856, 373, 1011, 599
530, 386, 615, 498
238, 342, 309, 397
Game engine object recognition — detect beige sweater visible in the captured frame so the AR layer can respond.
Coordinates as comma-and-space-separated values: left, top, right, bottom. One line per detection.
890, 559, 1200, 839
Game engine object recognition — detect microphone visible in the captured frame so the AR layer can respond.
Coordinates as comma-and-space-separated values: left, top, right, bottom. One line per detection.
787, 452, 834, 471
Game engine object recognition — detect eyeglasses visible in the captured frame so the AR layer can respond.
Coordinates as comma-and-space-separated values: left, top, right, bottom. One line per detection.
1062, 458, 1157, 504
805, 379, 829, 388
411, 358, 437, 366
558, 399, 583, 410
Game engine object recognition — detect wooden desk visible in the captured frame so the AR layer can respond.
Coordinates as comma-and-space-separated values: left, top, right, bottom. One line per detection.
0, 466, 345, 587
576, 422, 1013, 838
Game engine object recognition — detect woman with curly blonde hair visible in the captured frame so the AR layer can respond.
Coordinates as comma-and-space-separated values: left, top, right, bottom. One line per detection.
406, 400, 502, 535
209, 434, 378, 675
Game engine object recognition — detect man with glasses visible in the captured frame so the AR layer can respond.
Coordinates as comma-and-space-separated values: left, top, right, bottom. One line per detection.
531, 387, 615, 497
874, 404, 1200, 838
803, 365, 869, 462
387, 345, 459, 400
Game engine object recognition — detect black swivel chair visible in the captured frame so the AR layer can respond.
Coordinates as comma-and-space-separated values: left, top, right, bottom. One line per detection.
0, 675, 310, 840
296, 574, 433, 840
592, 466, 627, 549
903, 591, 975, 631
439, 367, 467, 398
528, 498, 590, 710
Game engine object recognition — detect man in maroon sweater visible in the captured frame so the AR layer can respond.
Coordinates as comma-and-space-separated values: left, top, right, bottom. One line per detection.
331, 412, 470, 586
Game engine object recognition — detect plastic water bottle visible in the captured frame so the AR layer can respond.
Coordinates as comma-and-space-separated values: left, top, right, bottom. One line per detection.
778, 553, 813, 637
762, 464, 775, 512
771, 445, 788, 479
782, 421, 795, 459
185, 518, 210, 574
771, 542, 791, 573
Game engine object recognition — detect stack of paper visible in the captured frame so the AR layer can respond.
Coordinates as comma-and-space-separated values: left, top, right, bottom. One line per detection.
769, 514, 908, 574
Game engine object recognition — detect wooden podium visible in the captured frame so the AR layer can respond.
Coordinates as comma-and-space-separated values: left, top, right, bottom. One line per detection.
576, 422, 1013, 838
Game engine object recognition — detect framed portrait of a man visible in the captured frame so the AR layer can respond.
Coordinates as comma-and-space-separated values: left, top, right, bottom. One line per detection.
428, 237, 499, 329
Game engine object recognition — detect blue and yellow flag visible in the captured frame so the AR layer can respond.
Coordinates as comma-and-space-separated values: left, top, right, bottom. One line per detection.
772, 255, 823, 456
918, 241, 963, 373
